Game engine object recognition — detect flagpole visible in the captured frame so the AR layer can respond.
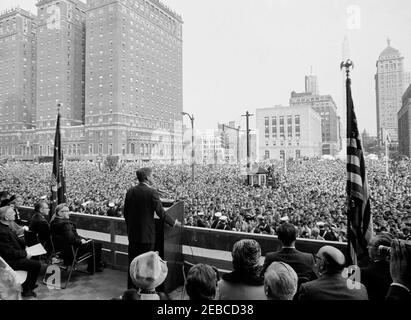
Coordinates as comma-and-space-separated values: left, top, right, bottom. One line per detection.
341, 59, 355, 266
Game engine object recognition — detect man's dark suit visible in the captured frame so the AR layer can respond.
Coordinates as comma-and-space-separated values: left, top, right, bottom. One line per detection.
262, 247, 317, 281
0, 223, 40, 292
297, 273, 368, 300
123, 182, 175, 289
361, 260, 392, 300
29, 211, 52, 253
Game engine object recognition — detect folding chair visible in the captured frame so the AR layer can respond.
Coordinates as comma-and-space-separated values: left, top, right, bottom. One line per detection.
43, 236, 95, 289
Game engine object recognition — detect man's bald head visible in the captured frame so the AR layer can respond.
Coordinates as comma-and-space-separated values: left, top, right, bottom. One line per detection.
318, 245, 346, 273
0, 206, 15, 224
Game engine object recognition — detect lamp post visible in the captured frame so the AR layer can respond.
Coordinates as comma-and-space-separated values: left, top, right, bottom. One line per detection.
182, 112, 195, 182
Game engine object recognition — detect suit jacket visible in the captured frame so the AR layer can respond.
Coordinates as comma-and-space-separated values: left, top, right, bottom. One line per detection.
0, 223, 27, 263
360, 260, 392, 301
298, 273, 368, 300
123, 183, 175, 244
262, 247, 317, 280
29, 212, 50, 241
217, 269, 266, 300
50, 218, 83, 249
385, 285, 411, 301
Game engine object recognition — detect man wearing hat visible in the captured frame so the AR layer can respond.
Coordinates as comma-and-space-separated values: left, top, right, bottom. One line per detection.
129, 251, 168, 300
123, 167, 181, 289
211, 212, 222, 229
216, 215, 230, 230
297, 246, 368, 300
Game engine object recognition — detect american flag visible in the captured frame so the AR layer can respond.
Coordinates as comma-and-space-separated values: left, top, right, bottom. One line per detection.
346, 76, 373, 266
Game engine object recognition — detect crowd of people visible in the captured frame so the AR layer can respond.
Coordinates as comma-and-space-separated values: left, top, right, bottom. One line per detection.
0, 157, 410, 241
118, 222, 411, 301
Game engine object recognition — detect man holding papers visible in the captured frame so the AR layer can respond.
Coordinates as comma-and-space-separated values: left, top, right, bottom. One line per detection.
0, 206, 41, 298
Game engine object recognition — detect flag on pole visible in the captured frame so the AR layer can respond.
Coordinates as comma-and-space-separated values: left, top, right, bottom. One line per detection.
50, 111, 67, 216
346, 76, 373, 265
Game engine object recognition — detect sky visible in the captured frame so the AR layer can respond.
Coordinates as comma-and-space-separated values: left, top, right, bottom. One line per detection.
4, 0, 411, 135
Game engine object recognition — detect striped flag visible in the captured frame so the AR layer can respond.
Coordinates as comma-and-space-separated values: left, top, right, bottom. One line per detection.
346, 77, 373, 265
50, 111, 67, 217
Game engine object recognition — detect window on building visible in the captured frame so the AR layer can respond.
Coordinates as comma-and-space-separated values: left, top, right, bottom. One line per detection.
295, 150, 301, 159
271, 116, 277, 139
280, 150, 285, 160
264, 150, 270, 160
295, 115, 300, 138
280, 116, 284, 138
264, 117, 269, 138
287, 115, 292, 137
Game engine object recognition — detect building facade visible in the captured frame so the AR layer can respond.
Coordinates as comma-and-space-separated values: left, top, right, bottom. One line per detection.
0, 0, 183, 163
35, 0, 86, 129
375, 40, 407, 144
0, 8, 36, 133
256, 105, 322, 160
398, 84, 411, 157
289, 91, 339, 155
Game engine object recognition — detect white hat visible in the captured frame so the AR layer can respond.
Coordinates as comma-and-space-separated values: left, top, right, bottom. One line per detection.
108, 202, 115, 208
280, 216, 289, 222
129, 251, 168, 290
214, 212, 222, 218
219, 215, 228, 221
40, 195, 47, 200
197, 212, 204, 216
316, 222, 325, 227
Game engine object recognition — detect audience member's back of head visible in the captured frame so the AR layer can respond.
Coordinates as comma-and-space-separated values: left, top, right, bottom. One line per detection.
232, 239, 261, 274
318, 245, 346, 274
264, 261, 298, 300
277, 223, 297, 246
185, 263, 218, 300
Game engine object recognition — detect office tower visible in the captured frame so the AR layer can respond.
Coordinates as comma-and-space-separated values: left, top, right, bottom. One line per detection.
375, 39, 406, 144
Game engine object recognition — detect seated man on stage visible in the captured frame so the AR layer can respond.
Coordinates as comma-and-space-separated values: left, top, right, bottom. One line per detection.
29, 200, 52, 254
0, 206, 41, 298
50, 203, 104, 273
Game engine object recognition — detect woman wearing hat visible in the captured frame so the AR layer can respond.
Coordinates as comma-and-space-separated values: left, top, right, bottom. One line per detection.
129, 251, 168, 300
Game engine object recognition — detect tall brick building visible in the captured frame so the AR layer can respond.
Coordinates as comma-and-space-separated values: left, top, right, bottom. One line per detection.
0, 8, 36, 157
85, 0, 183, 160
0, 0, 183, 162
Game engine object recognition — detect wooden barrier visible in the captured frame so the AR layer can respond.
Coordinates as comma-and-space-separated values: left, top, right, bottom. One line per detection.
19, 206, 348, 288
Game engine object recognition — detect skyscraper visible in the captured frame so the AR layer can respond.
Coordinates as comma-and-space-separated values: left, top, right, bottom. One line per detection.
375, 39, 406, 144
35, 0, 86, 129
0, 7, 36, 133
85, 0, 183, 160
304, 67, 318, 95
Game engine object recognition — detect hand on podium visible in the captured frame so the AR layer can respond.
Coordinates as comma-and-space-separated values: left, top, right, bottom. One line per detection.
174, 219, 182, 227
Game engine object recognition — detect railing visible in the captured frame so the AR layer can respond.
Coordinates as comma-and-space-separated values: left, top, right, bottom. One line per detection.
19, 206, 347, 273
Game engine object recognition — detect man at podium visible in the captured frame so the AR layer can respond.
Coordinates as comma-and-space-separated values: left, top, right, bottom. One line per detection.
123, 167, 182, 289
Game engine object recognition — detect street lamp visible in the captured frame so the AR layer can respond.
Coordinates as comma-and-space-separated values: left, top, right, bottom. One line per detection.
181, 112, 195, 182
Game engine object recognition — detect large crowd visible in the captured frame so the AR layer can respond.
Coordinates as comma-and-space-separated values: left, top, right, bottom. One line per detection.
0, 157, 410, 241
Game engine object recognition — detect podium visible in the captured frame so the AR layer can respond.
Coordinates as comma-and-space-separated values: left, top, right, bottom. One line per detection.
154, 200, 184, 293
